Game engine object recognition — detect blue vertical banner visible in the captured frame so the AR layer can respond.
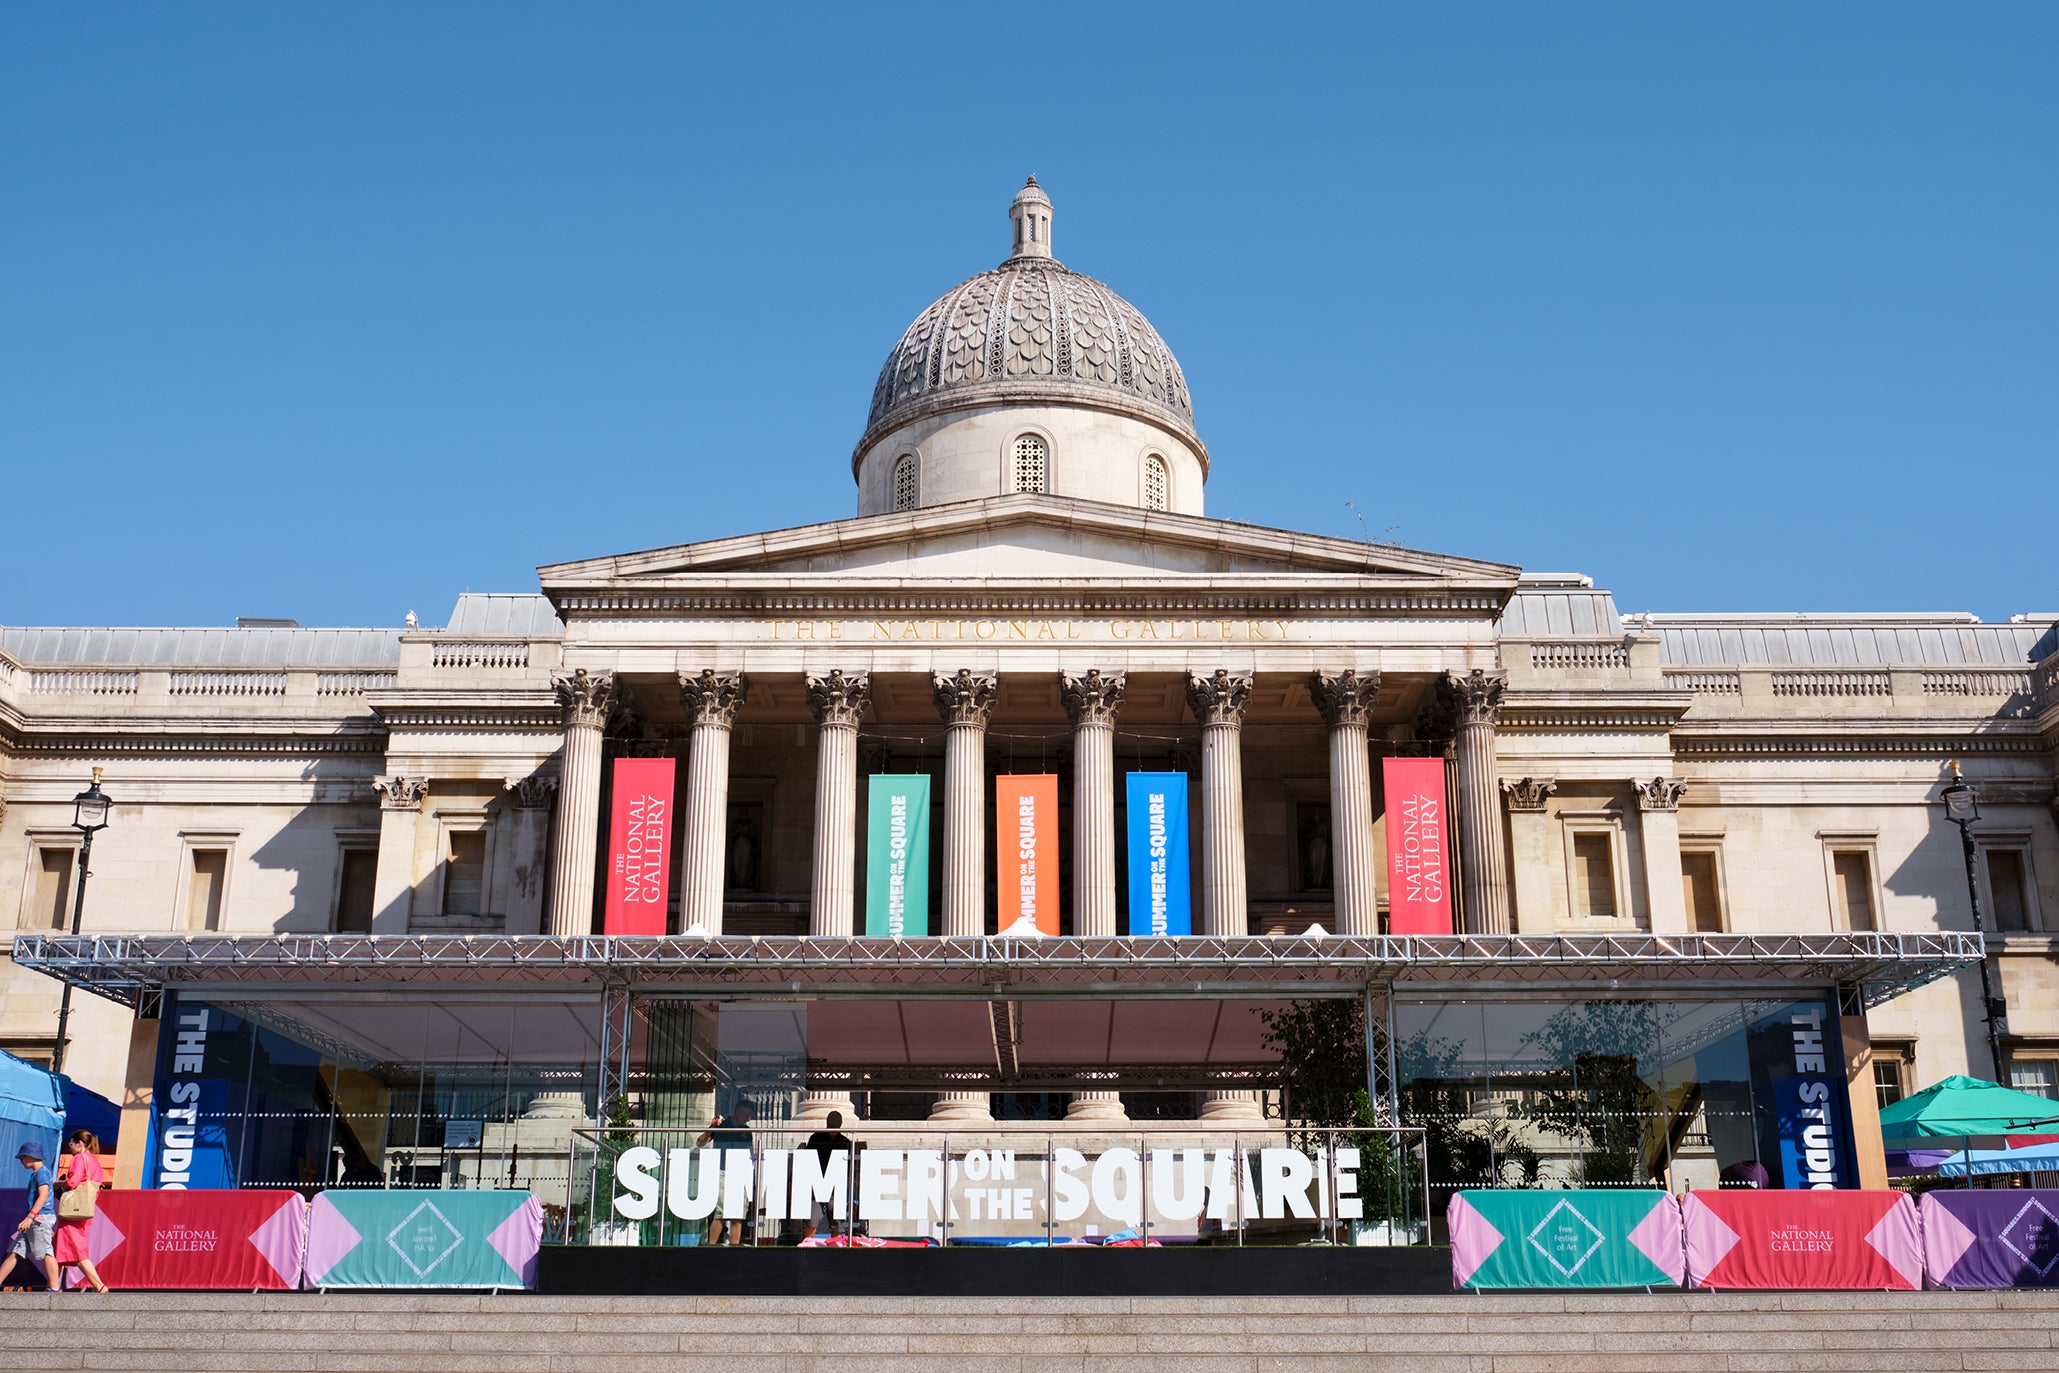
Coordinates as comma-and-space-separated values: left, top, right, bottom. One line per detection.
1125, 772, 1192, 935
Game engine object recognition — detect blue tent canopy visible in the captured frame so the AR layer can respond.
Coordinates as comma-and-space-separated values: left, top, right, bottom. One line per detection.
1937, 1140, 2059, 1178
0, 1050, 65, 1171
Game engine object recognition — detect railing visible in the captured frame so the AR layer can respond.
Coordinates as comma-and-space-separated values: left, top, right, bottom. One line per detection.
1770, 670, 1891, 697
316, 670, 399, 697
431, 640, 531, 670
1528, 640, 1630, 671
1661, 669, 1741, 695
1922, 669, 2033, 697
26, 669, 139, 696
566, 1124, 1431, 1250
168, 670, 287, 697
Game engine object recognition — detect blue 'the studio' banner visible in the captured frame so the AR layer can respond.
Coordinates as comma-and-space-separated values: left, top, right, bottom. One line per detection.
1125, 772, 1191, 935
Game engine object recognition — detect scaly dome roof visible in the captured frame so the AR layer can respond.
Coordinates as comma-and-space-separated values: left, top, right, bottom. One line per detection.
859, 178, 1197, 455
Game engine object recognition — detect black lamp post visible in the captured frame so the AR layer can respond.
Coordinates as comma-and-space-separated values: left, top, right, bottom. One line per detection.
1940, 760, 2007, 1082
52, 767, 111, 1077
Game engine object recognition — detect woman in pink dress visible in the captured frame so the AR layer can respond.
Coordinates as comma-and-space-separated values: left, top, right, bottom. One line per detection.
54, 1131, 109, 1292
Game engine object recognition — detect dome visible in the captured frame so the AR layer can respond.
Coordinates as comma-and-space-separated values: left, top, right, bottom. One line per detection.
857, 179, 1201, 462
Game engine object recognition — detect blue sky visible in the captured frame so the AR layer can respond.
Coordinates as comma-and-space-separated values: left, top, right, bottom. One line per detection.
2, 5, 2052, 628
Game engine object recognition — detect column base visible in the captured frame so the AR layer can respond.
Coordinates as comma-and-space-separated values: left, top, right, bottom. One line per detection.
793, 1092, 857, 1130
1197, 1091, 1266, 1124
1063, 1091, 1129, 1123
927, 1091, 995, 1125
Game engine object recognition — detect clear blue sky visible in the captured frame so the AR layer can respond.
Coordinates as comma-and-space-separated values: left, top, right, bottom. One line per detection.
3, 5, 2052, 629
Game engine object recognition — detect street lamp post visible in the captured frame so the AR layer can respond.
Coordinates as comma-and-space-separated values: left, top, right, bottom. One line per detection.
52, 767, 112, 1077
1940, 760, 2006, 1081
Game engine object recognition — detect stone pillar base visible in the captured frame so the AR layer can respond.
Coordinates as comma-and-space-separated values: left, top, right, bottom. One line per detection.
1064, 1090, 1129, 1123
1198, 1091, 1265, 1123
793, 1091, 857, 1130
928, 1091, 995, 1125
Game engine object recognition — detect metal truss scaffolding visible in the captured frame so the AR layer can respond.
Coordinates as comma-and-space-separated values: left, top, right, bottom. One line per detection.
13, 930, 1981, 1012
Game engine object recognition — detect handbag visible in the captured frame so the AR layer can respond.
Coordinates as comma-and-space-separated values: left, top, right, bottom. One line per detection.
56, 1179, 98, 1220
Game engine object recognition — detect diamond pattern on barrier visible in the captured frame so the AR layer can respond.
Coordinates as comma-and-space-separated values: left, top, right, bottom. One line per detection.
1526, 1199, 1605, 1278
387, 1200, 465, 1278
2000, 1198, 2059, 1278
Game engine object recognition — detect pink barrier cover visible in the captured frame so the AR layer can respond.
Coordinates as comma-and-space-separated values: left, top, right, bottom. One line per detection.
1683, 1190, 1919, 1290
87, 1190, 307, 1290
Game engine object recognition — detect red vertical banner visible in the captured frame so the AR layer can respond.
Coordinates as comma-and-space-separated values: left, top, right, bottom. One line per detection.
996, 774, 1060, 934
605, 757, 675, 935
1383, 756, 1453, 934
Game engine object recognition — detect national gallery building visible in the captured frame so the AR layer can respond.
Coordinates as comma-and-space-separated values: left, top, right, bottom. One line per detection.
3, 181, 2054, 1232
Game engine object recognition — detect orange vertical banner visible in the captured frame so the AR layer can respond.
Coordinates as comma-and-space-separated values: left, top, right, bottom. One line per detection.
996, 774, 1060, 934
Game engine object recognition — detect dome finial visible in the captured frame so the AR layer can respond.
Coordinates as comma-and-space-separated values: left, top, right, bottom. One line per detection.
1009, 175, 1054, 262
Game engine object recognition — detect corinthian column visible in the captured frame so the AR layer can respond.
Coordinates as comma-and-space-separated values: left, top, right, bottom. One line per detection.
1189, 669, 1261, 1123
806, 671, 870, 937
1062, 669, 1127, 1123
931, 668, 998, 1124
1062, 670, 1125, 936
548, 670, 614, 937
1311, 670, 1381, 936
678, 669, 748, 935
1187, 670, 1252, 938
798, 670, 869, 1128
1448, 669, 1511, 935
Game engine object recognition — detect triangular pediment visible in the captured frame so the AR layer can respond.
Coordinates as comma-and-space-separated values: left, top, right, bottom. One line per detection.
539, 495, 1519, 593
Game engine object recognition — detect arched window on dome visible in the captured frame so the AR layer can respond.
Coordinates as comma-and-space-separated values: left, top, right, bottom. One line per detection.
1143, 455, 1169, 511
1012, 434, 1048, 494
892, 454, 919, 512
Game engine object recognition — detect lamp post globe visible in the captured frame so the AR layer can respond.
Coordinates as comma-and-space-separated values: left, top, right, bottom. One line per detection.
53, 767, 112, 1076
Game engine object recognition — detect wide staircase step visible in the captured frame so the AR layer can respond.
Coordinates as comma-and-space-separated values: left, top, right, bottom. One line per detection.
3, 1291, 2056, 1372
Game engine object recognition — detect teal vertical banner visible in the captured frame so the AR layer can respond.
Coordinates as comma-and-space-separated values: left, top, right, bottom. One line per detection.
865, 775, 931, 936
1125, 772, 1191, 935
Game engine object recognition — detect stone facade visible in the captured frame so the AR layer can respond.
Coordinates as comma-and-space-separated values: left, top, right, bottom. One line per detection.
3, 181, 2057, 1148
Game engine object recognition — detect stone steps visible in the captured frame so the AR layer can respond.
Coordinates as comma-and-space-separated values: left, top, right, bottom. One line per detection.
3, 1291, 2057, 1372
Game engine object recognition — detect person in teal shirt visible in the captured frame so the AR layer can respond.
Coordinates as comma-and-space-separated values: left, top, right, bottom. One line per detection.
0, 1142, 59, 1290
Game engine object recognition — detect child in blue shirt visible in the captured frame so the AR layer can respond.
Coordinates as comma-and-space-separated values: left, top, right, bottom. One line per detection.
0, 1142, 59, 1290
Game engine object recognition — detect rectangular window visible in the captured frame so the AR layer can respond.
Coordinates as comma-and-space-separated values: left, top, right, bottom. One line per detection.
444, 832, 486, 916
30, 848, 74, 930
1832, 851, 1875, 932
187, 850, 227, 932
1989, 849, 2032, 932
1873, 1057, 1907, 1112
1572, 832, 1616, 919
2010, 1060, 2059, 1102
1681, 851, 1723, 933
336, 848, 377, 933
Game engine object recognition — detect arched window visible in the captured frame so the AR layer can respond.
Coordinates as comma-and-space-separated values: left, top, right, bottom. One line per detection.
1143, 455, 1169, 511
891, 453, 918, 511
1012, 434, 1048, 493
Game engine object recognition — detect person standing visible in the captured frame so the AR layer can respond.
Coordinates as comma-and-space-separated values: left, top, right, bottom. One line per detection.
695, 1101, 756, 1246
799, 1111, 854, 1241
54, 1131, 109, 1293
0, 1142, 59, 1291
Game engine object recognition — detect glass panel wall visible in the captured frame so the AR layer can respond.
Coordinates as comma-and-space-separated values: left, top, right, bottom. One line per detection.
1394, 993, 1854, 1203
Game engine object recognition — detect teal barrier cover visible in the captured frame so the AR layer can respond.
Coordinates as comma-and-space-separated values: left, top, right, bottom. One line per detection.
1450, 1189, 1682, 1289
305, 1189, 540, 1289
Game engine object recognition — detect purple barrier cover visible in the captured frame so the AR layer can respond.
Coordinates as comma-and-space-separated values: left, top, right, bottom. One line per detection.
1921, 1189, 2059, 1289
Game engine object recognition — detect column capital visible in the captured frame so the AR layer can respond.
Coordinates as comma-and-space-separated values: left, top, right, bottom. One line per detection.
1501, 776, 1556, 812
806, 670, 871, 729
1310, 669, 1381, 728
552, 668, 617, 730
679, 669, 749, 728
933, 668, 998, 727
1636, 776, 1688, 812
1185, 669, 1252, 727
1061, 669, 1126, 727
505, 773, 558, 810
1445, 668, 1507, 727
372, 774, 428, 812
